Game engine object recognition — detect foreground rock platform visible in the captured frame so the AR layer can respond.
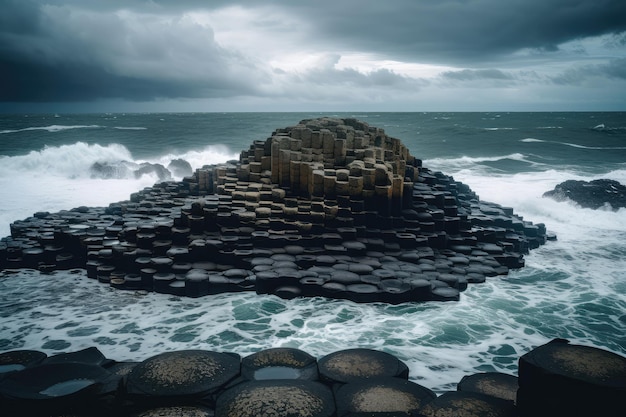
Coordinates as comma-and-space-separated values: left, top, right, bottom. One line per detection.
0, 117, 552, 303
1, 339, 624, 416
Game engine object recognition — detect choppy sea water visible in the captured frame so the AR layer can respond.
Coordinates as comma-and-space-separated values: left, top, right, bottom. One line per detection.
1, 112, 625, 393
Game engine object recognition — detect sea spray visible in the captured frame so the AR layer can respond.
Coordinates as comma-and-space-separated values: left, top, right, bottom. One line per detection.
0, 141, 239, 236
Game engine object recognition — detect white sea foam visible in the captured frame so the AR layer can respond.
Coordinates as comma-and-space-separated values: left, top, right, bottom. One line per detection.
0, 142, 133, 178
557, 142, 626, 150
519, 137, 626, 150
424, 153, 536, 173
0, 269, 550, 392
0, 125, 102, 134
153, 145, 240, 172
0, 142, 238, 236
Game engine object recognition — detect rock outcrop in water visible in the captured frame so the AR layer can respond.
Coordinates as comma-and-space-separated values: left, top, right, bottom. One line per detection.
0, 118, 552, 303
90, 161, 174, 181
543, 179, 626, 210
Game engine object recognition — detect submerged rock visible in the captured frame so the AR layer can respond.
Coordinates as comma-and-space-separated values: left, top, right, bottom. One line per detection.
90, 161, 173, 182
90, 161, 134, 179
543, 179, 626, 210
167, 158, 193, 178
134, 162, 171, 181
1, 117, 552, 303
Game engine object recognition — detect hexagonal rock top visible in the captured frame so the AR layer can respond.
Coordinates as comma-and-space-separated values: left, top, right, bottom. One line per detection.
126, 350, 240, 398
1, 117, 552, 304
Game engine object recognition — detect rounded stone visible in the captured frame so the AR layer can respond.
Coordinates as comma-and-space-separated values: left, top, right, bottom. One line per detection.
330, 270, 361, 284
335, 377, 436, 415
127, 350, 240, 398
418, 391, 516, 417
430, 286, 460, 302
458, 372, 519, 402
242, 348, 318, 381
345, 283, 381, 303
0, 362, 113, 402
0, 350, 47, 374
215, 379, 335, 417
348, 263, 374, 275
133, 405, 214, 417
318, 348, 409, 384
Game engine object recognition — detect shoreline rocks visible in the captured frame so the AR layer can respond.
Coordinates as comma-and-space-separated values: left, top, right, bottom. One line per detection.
0, 339, 624, 416
543, 179, 626, 210
0, 117, 553, 303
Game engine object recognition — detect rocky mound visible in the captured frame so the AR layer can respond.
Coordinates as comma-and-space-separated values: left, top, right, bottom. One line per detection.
543, 179, 626, 210
0, 118, 552, 303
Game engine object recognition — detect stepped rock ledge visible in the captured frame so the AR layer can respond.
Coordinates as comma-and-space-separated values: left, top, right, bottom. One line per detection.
1, 117, 553, 303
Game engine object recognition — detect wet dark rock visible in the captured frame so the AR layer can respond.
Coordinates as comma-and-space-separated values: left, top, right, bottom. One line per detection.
167, 158, 193, 178
90, 161, 134, 179
90, 161, 173, 182
543, 179, 626, 210
517, 338, 626, 417
134, 163, 171, 181
1, 117, 553, 304
1, 341, 622, 417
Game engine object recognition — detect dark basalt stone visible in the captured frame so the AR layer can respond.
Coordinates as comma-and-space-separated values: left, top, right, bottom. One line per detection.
126, 350, 241, 400
241, 348, 319, 381
1, 117, 553, 304
132, 404, 214, 417
457, 372, 518, 403
215, 379, 335, 417
318, 349, 409, 384
0, 350, 47, 375
335, 377, 436, 415
0, 362, 119, 416
417, 390, 517, 417
167, 158, 194, 178
543, 179, 626, 210
517, 338, 626, 417
0, 342, 624, 417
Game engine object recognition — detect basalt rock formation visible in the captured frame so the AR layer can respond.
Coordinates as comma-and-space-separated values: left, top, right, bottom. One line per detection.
1, 339, 624, 416
0, 117, 552, 303
543, 179, 626, 210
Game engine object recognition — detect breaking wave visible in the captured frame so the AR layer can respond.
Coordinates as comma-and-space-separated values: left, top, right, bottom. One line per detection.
520, 138, 626, 150
0, 125, 103, 134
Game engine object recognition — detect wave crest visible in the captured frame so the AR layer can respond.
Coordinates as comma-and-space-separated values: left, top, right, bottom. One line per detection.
0, 142, 134, 178
520, 137, 626, 150
0, 141, 239, 180
0, 125, 102, 134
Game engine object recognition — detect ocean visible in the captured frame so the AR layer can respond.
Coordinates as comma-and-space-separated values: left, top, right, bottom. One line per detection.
0, 112, 625, 393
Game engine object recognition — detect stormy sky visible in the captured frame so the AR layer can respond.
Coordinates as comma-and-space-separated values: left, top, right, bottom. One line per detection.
1, 0, 625, 112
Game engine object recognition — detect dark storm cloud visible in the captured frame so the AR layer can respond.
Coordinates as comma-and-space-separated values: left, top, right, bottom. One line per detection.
551, 58, 626, 85
1, 0, 625, 105
273, 0, 626, 63
441, 69, 514, 81
604, 58, 626, 80
0, 0, 265, 102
